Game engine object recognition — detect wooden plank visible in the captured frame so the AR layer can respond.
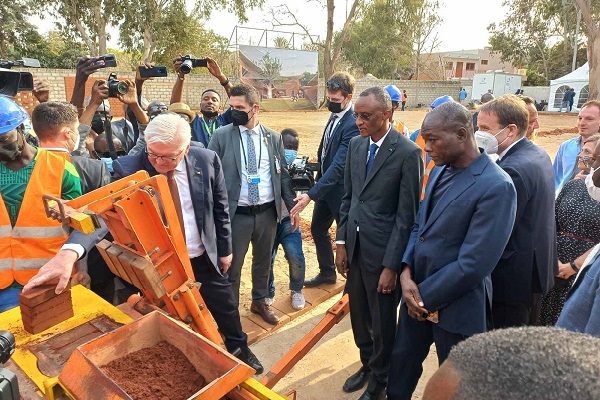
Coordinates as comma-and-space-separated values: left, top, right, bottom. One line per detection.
130, 257, 167, 299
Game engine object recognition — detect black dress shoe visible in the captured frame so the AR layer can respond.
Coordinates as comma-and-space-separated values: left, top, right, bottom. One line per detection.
357, 381, 386, 400
343, 367, 370, 393
304, 273, 337, 287
238, 348, 264, 375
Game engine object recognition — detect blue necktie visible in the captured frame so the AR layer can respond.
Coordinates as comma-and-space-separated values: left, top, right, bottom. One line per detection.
321, 114, 339, 159
246, 132, 259, 204
366, 143, 378, 175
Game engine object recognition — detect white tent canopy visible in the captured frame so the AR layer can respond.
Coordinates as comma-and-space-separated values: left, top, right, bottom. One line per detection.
548, 62, 590, 112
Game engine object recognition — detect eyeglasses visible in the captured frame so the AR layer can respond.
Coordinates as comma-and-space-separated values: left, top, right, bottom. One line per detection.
325, 80, 343, 91
145, 146, 185, 163
352, 111, 383, 121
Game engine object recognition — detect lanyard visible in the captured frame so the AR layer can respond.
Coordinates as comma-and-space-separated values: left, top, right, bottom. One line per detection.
239, 127, 264, 171
201, 117, 217, 139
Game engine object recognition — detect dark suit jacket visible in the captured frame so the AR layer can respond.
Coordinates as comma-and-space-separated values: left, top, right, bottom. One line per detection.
112, 146, 232, 271
493, 138, 557, 304
308, 106, 360, 202
402, 152, 517, 336
208, 123, 295, 221
337, 128, 423, 273
71, 156, 111, 193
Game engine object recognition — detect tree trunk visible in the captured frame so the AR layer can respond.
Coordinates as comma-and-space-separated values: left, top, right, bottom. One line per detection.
72, 15, 98, 56
94, 6, 108, 55
142, 26, 155, 63
575, 0, 599, 99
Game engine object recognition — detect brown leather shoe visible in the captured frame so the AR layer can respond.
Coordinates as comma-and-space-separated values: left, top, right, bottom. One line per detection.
251, 300, 279, 325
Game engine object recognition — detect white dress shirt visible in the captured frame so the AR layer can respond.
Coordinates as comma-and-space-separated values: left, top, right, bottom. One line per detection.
498, 137, 525, 161
173, 160, 205, 258
238, 123, 275, 206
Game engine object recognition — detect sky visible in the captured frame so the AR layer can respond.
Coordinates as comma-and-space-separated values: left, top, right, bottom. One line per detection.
33, 0, 509, 54
203, 0, 509, 53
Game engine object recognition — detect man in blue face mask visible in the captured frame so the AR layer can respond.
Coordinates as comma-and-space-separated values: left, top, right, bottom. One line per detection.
266, 128, 306, 310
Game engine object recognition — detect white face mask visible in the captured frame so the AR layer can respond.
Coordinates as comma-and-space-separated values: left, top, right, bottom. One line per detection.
475, 126, 509, 155
586, 167, 600, 201
67, 129, 80, 153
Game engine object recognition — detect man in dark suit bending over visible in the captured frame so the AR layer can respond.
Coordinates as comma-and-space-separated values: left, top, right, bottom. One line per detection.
112, 112, 263, 374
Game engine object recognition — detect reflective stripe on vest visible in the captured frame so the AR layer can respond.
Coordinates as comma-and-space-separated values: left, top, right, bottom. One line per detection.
0, 149, 70, 289
415, 133, 436, 200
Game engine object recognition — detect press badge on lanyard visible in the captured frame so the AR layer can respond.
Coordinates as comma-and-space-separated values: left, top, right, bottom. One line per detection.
248, 174, 260, 184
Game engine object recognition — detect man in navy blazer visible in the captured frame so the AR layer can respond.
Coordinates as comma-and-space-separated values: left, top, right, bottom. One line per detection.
386, 102, 517, 400
477, 95, 557, 328
291, 72, 360, 286
112, 112, 264, 374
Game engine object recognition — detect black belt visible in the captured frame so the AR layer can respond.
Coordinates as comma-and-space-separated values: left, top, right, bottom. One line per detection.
236, 201, 275, 215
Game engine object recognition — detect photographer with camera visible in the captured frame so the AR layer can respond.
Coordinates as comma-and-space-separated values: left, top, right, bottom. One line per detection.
170, 55, 232, 146
267, 128, 307, 310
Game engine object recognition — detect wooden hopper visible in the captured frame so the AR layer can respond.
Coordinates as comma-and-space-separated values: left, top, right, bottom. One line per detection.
57, 311, 255, 399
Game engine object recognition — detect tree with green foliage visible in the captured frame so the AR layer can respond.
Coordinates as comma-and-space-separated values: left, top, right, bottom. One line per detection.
271, 0, 362, 85
118, 0, 257, 64
341, 0, 412, 78
0, 0, 39, 59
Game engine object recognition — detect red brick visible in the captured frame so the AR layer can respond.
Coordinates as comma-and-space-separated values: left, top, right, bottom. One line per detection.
22, 307, 74, 334
20, 294, 72, 321
18, 281, 70, 308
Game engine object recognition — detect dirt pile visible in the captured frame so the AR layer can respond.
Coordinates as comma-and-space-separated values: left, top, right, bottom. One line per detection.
101, 341, 206, 400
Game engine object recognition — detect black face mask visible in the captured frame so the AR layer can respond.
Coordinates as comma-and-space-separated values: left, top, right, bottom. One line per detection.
91, 115, 106, 134
328, 100, 345, 113
231, 109, 252, 126
0, 131, 25, 162
201, 109, 219, 119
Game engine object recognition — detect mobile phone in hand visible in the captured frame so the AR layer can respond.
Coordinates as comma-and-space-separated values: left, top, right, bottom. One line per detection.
138, 66, 168, 78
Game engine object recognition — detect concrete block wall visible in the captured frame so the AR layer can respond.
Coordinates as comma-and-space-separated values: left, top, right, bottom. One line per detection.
17, 68, 478, 116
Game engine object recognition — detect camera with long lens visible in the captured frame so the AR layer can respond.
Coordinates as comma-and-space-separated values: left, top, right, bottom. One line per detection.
288, 156, 320, 192
0, 57, 41, 97
106, 73, 129, 98
0, 330, 19, 400
179, 54, 207, 74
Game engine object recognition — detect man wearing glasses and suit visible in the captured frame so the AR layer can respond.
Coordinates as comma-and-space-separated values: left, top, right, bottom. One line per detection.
291, 72, 360, 287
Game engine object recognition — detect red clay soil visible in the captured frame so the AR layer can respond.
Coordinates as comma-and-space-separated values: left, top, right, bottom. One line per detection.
101, 341, 206, 400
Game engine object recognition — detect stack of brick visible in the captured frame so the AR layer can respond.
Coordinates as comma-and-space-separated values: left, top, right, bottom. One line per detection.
19, 282, 74, 334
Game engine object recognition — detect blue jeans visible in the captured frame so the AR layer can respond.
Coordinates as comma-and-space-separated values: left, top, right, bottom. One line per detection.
268, 216, 306, 296
560, 100, 568, 112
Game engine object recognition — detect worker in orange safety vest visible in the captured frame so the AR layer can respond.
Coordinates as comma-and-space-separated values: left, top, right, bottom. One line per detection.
0, 95, 83, 312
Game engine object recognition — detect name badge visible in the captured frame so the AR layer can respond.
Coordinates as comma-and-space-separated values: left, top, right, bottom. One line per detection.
248, 174, 261, 184
275, 157, 281, 174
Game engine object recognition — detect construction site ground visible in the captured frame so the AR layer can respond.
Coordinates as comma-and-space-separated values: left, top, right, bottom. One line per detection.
238, 108, 580, 399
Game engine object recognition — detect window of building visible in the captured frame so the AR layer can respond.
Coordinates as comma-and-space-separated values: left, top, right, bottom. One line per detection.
554, 85, 569, 108
445, 61, 453, 70
481, 60, 488, 65
578, 85, 589, 108
466, 63, 475, 71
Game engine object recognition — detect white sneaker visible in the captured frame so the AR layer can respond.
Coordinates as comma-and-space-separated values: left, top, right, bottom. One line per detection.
291, 290, 306, 310
265, 297, 274, 306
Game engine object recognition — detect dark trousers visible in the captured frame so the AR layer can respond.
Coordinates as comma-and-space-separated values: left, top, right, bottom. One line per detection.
311, 194, 342, 276
347, 238, 399, 385
229, 206, 278, 305
401, 101, 406, 111
492, 292, 542, 328
387, 304, 468, 400
190, 254, 248, 353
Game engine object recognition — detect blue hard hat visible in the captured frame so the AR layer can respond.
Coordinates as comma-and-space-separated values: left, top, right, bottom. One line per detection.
430, 95, 454, 109
0, 95, 29, 135
384, 85, 402, 102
